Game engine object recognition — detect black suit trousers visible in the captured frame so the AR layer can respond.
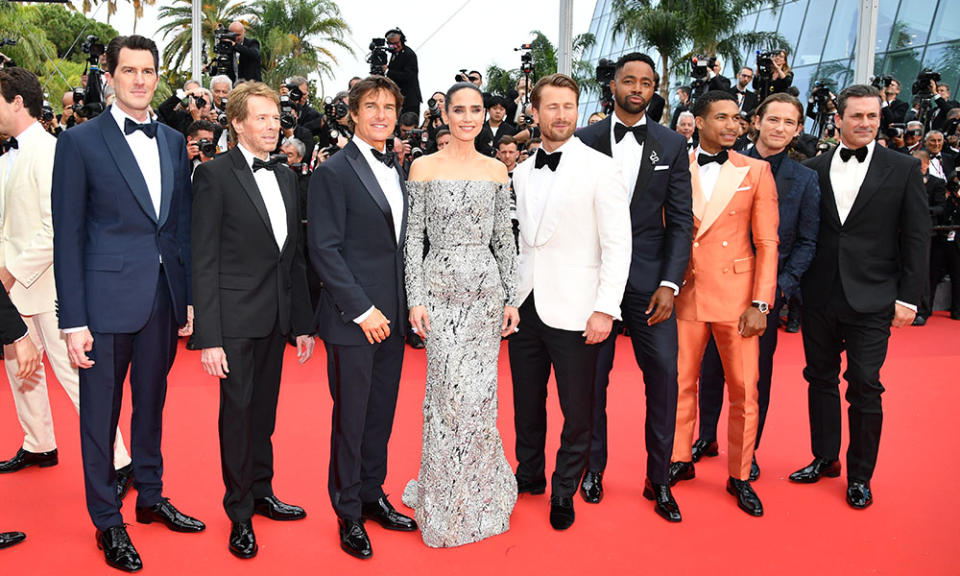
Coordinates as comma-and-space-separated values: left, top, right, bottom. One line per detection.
81, 269, 177, 529
508, 294, 597, 497
589, 291, 678, 485
219, 323, 286, 522
325, 332, 403, 521
698, 296, 784, 448
801, 282, 892, 482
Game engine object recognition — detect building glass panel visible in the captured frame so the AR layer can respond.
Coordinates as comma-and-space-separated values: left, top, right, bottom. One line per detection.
794, 0, 833, 67
875, 0, 901, 52
929, 0, 960, 45
778, 0, 809, 54
921, 41, 960, 96
822, 1, 858, 61
887, 2, 936, 49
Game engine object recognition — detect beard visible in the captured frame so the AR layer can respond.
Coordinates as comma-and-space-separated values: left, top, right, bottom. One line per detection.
615, 91, 648, 115
540, 122, 575, 143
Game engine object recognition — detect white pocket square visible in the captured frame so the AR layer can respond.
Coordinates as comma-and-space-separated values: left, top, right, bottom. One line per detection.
654, 165, 669, 171
736, 185, 752, 191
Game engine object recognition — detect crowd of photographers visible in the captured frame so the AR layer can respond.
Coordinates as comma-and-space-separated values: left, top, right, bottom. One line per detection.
2, 29, 958, 324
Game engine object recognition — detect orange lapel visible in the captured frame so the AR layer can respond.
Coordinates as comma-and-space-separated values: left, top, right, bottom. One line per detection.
696, 152, 750, 239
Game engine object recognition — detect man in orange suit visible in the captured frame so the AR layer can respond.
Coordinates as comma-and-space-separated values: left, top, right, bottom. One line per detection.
669, 90, 779, 516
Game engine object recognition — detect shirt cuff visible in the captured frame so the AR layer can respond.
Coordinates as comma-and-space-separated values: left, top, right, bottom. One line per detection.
353, 306, 375, 325
895, 300, 917, 313
62, 326, 88, 334
14, 329, 29, 343
659, 281, 680, 296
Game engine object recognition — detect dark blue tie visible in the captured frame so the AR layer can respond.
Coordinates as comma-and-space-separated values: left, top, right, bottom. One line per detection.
124, 118, 157, 139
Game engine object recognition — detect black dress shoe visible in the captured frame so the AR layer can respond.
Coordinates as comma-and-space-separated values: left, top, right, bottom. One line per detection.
726, 477, 763, 517
135, 498, 206, 532
785, 318, 801, 333
846, 481, 873, 509
0, 531, 25, 550
254, 496, 306, 521
0, 447, 58, 473
691, 439, 718, 463
96, 525, 142, 572
668, 461, 695, 486
229, 521, 257, 559
549, 496, 575, 530
579, 470, 603, 504
338, 518, 372, 559
116, 464, 134, 500
912, 315, 927, 326
643, 479, 681, 522
749, 456, 760, 482
789, 457, 841, 483
515, 472, 547, 495
361, 496, 417, 531
405, 332, 425, 349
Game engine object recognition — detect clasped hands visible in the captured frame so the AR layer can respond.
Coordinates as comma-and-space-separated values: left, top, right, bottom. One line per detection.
409, 305, 520, 340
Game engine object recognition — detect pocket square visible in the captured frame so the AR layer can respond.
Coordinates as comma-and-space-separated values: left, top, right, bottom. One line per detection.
736, 185, 752, 191
654, 165, 669, 171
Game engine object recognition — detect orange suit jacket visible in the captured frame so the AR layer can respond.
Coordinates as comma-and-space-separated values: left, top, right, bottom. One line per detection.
676, 150, 779, 323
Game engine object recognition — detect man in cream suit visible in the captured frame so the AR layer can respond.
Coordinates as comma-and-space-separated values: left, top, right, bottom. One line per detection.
509, 73, 631, 531
0, 67, 132, 489
668, 90, 779, 517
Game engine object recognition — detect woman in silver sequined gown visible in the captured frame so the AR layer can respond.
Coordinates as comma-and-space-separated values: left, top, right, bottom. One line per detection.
401, 83, 519, 548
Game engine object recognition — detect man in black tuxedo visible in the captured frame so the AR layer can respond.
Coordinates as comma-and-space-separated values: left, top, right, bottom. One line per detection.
670, 86, 691, 130
932, 82, 960, 132
227, 21, 262, 83
385, 28, 422, 116
880, 78, 908, 135
789, 84, 930, 509
576, 52, 693, 522
308, 76, 416, 560
924, 130, 955, 182
729, 67, 759, 113
191, 82, 315, 559
695, 94, 821, 479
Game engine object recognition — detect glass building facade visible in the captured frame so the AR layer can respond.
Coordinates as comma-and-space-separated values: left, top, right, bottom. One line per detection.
579, 0, 960, 126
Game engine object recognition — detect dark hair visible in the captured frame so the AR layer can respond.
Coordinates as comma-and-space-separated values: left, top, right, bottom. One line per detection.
497, 134, 518, 149
677, 85, 691, 98
0, 67, 43, 119
755, 92, 804, 124
530, 73, 580, 110
105, 35, 159, 76
445, 82, 482, 110
836, 84, 882, 117
187, 119, 218, 139
348, 75, 403, 118
469, 70, 482, 79
692, 90, 737, 118
527, 137, 542, 146
614, 52, 657, 77
435, 128, 450, 139
399, 111, 419, 127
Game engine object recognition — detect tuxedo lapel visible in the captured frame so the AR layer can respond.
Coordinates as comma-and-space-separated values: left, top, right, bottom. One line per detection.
689, 152, 706, 222
845, 147, 893, 225
156, 127, 174, 227
697, 158, 750, 239
229, 147, 276, 247
99, 111, 157, 223
632, 129, 661, 204
813, 150, 841, 227
278, 170, 297, 256
344, 141, 397, 243
395, 165, 408, 248
533, 141, 577, 246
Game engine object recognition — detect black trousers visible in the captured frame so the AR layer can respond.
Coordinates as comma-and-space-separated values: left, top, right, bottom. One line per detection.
929, 237, 960, 316
508, 294, 597, 497
801, 285, 893, 483
589, 290, 678, 485
325, 331, 404, 521
219, 323, 286, 522
81, 270, 177, 529
698, 296, 784, 449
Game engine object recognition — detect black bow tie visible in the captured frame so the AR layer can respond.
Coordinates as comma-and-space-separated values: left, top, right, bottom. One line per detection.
124, 118, 157, 138
839, 146, 868, 163
534, 149, 562, 171
614, 122, 647, 144
931, 154, 941, 160
1, 137, 17, 152
370, 148, 396, 168
252, 156, 286, 172
698, 149, 728, 166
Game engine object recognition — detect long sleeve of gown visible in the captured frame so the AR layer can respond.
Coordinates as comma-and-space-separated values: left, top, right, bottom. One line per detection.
491, 182, 518, 307
404, 180, 427, 308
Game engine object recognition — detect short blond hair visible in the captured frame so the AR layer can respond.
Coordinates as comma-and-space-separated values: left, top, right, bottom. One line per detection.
530, 73, 580, 110
226, 81, 280, 143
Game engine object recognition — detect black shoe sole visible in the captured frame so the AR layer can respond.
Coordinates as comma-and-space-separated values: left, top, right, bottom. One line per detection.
229, 543, 258, 559
0, 459, 59, 473
134, 510, 206, 533
517, 480, 547, 495
668, 468, 695, 486
254, 508, 307, 521
340, 542, 373, 559
726, 484, 764, 517
643, 486, 682, 522
846, 498, 873, 510
789, 466, 841, 484
97, 542, 142, 572
360, 515, 417, 532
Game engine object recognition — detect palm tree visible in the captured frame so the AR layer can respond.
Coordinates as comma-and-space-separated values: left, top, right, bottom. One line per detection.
248, 0, 352, 89
686, 0, 787, 73
484, 31, 596, 97
611, 0, 686, 104
0, 2, 59, 73
155, 0, 248, 74
76, 0, 156, 33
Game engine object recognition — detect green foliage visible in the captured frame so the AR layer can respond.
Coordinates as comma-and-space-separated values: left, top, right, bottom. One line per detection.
156, 0, 248, 74
34, 4, 119, 63
0, 1, 58, 72
484, 31, 596, 98
36, 58, 86, 113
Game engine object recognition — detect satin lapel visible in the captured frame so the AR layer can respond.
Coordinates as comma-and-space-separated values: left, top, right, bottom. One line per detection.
515, 163, 537, 245
533, 142, 575, 246
395, 164, 408, 248
632, 129, 661, 205
845, 147, 893, 225
229, 147, 276, 244
815, 150, 841, 227
697, 159, 750, 239
593, 117, 613, 157
278, 169, 298, 256
156, 127, 174, 227
99, 112, 157, 223
344, 142, 396, 243
689, 152, 706, 222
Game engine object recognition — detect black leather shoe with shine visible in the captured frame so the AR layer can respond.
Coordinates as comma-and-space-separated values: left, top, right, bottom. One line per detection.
361, 496, 417, 531
96, 525, 142, 572
579, 470, 603, 504
116, 464, 134, 500
0, 447, 58, 473
229, 520, 257, 559
788, 458, 841, 483
846, 481, 873, 509
254, 496, 306, 521
727, 477, 764, 516
643, 479, 681, 522
691, 439, 718, 463
549, 496, 575, 530
338, 518, 372, 559
749, 456, 760, 482
0, 531, 26, 549
668, 461, 696, 486
135, 498, 206, 532
515, 472, 547, 495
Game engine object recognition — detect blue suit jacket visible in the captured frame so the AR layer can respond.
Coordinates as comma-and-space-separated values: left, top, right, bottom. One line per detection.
576, 117, 693, 296
747, 149, 820, 300
52, 107, 192, 333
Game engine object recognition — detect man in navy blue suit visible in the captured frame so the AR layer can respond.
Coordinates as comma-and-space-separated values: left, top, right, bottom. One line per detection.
52, 35, 204, 572
576, 52, 694, 522
693, 93, 820, 480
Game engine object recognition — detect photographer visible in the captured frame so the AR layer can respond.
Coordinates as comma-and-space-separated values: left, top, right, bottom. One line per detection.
186, 119, 218, 174
383, 28, 421, 116
753, 49, 793, 99
930, 81, 959, 131
930, 170, 960, 320
805, 81, 837, 137
227, 21, 262, 82
914, 149, 948, 325
434, 127, 451, 151
707, 57, 731, 91
282, 75, 321, 125
902, 120, 924, 153
880, 77, 908, 133
210, 75, 232, 110
158, 81, 211, 135
278, 95, 315, 161
670, 85, 692, 130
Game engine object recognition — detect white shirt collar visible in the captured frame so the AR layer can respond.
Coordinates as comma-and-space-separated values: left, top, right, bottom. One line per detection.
12, 121, 43, 145
837, 139, 876, 154
612, 111, 647, 129
110, 104, 155, 134
352, 135, 391, 166
236, 142, 269, 167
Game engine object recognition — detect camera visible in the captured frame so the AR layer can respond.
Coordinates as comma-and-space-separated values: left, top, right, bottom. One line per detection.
690, 55, 714, 80
824, 122, 836, 138
427, 97, 443, 119
279, 95, 297, 130
812, 80, 832, 103
284, 79, 304, 103
179, 91, 207, 110
323, 96, 350, 142
912, 69, 941, 98
887, 122, 906, 138
288, 162, 312, 176
756, 50, 775, 80
41, 104, 54, 122
870, 75, 895, 91
196, 138, 217, 158
0, 38, 16, 47
211, 25, 239, 77
595, 58, 616, 115
217, 98, 228, 127
944, 117, 960, 137
77, 35, 107, 118
406, 128, 428, 159
517, 43, 534, 75
81, 35, 105, 63
454, 69, 472, 83
367, 37, 390, 76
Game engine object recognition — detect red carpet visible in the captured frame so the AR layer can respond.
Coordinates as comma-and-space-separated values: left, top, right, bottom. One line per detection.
1, 314, 957, 575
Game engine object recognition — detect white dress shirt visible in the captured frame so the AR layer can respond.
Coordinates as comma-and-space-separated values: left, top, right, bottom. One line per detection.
526, 139, 575, 225
1, 122, 44, 220
695, 147, 724, 203
830, 140, 875, 225
610, 112, 646, 202
236, 144, 288, 250
110, 105, 161, 218
928, 154, 947, 180
352, 136, 405, 324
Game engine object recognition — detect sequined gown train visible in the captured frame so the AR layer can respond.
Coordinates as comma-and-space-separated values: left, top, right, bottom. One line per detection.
401, 179, 518, 548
